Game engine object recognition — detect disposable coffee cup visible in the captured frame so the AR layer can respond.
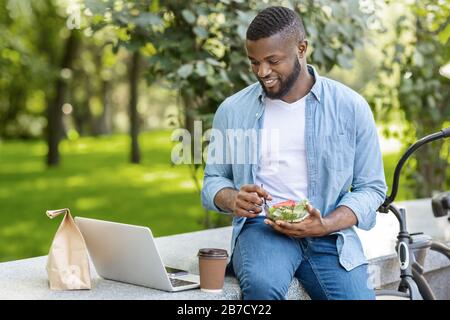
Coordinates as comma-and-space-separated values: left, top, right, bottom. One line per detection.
197, 248, 228, 293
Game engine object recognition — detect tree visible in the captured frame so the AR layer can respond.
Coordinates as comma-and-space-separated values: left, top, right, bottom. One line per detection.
47, 30, 80, 166
85, 0, 164, 164
0, 0, 63, 139
129, 50, 141, 163
71, 38, 117, 137
0, 0, 83, 165
371, 0, 450, 197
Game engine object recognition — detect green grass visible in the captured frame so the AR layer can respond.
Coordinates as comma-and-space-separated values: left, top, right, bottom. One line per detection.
0, 131, 410, 263
0, 131, 210, 263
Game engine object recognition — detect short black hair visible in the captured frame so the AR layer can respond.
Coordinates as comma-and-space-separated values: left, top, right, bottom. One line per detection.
246, 6, 306, 43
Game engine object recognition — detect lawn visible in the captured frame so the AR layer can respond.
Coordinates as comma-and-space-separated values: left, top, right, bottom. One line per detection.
0, 130, 410, 263
0, 131, 216, 263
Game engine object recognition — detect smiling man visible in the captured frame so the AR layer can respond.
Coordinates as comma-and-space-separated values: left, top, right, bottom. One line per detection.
201, 6, 387, 300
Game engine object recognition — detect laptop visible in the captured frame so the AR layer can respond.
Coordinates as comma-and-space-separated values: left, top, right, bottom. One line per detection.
74, 217, 200, 292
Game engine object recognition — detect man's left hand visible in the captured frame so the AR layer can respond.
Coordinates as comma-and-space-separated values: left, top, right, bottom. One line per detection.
264, 204, 330, 238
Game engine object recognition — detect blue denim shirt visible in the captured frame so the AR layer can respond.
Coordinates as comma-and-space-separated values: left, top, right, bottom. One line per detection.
201, 65, 387, 271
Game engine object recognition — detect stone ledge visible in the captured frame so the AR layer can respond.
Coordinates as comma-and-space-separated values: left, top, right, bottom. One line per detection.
0, 198, 448, 300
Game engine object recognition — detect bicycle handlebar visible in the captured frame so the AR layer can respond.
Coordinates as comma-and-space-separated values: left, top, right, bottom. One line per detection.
378, 127, 450, 213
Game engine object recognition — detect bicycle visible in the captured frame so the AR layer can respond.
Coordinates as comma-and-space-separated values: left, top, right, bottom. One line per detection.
375, 127, 450, 300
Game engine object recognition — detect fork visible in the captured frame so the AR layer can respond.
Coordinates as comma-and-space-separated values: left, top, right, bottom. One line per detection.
260, 184, 270, 216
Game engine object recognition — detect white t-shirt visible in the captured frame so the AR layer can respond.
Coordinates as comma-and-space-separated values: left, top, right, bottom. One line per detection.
254, 96, 308, 213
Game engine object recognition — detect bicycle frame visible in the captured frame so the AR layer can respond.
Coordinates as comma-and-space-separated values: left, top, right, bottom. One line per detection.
384, 203, 422, 299
376, 127, 450, 300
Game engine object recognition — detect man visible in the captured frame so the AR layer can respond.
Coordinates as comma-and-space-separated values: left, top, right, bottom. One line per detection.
201, 6, 387, 300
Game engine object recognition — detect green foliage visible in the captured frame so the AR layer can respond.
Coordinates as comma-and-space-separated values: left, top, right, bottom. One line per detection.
0, 0, 379, 138
0, 0, 67, 138
85, 0, 380, 126
85, 0, 164, 53
370, 0, 450, 197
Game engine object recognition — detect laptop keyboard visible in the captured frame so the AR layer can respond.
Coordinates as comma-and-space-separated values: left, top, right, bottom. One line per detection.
170, 278, 197, 287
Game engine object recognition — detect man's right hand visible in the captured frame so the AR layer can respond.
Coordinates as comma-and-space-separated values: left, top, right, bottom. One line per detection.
233, 184, 272, 218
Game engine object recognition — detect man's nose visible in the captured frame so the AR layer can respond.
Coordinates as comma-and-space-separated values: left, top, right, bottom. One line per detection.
257, 63, 271, 78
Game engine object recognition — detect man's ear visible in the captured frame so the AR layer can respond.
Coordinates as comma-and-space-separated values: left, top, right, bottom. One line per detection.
297, 39, 308, 59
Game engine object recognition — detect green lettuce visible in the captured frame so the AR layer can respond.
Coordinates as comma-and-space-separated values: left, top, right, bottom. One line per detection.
267, 199, 310, 223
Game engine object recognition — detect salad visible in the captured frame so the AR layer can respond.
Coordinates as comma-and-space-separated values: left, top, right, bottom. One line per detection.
267, 199, 310, 223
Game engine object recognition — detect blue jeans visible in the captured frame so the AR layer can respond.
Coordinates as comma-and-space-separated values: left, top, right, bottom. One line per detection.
230, 217, 375, 300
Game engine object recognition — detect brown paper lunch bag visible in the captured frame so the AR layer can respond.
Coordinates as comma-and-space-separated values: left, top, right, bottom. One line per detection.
46, 208, 91, 290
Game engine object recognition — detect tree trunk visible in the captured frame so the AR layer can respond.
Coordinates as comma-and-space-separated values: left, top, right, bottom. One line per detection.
72, 83, 93, 137
97, 80, 112, 135
91, 47, 112, 136
46, 31, 79, 166
129, 51, 141, 164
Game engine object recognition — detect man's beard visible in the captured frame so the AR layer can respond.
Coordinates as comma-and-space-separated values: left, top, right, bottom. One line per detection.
259, 58, 301, 100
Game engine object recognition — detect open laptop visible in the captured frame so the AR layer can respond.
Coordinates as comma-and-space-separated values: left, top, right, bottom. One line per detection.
74, 217, 200, 292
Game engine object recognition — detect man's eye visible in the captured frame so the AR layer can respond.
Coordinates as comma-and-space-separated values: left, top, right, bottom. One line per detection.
269, 60, 280, 65
250, 61, 259, 66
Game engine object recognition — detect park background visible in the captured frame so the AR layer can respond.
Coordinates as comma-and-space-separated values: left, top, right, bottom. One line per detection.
0, 0, 449, 263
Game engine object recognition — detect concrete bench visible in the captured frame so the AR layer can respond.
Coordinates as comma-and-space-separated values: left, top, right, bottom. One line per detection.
0, 199, 449, 299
